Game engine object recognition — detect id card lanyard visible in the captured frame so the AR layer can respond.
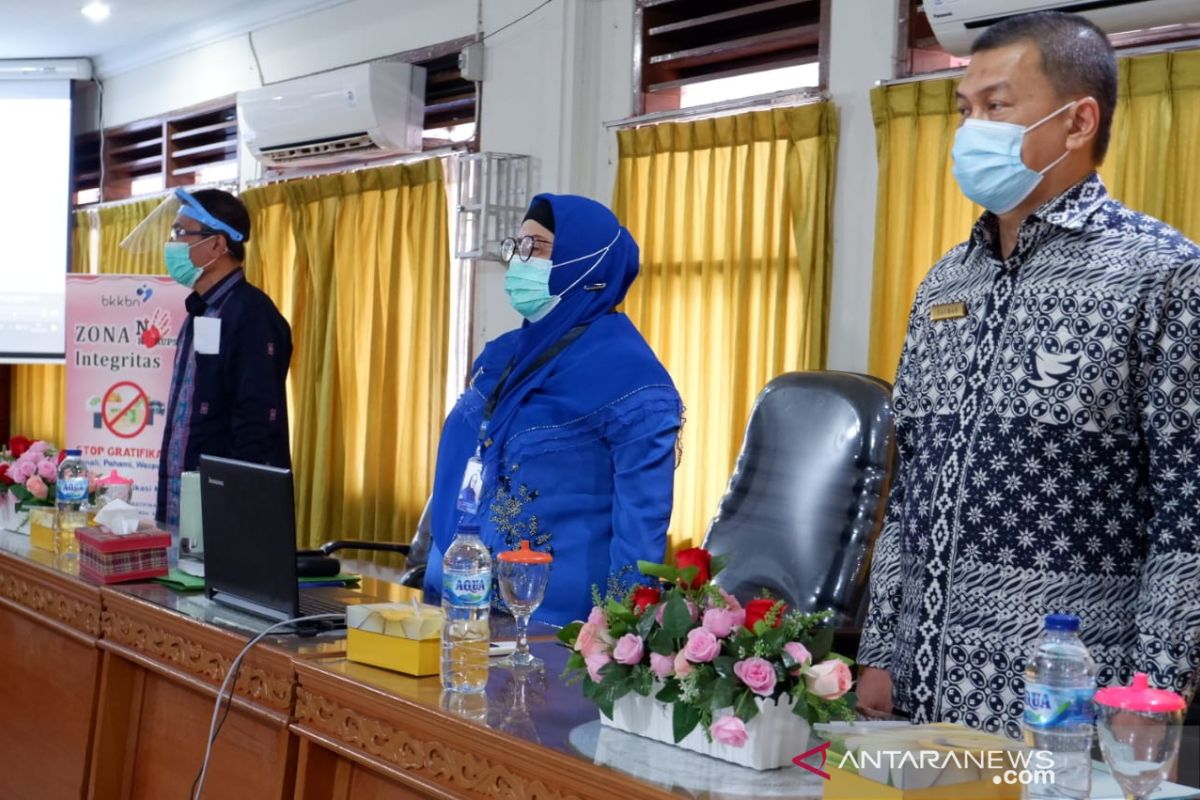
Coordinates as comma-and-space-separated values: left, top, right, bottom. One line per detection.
456, 324, 588, 514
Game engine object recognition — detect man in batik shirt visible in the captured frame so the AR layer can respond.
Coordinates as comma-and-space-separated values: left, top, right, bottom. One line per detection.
858, 11, 1200, 738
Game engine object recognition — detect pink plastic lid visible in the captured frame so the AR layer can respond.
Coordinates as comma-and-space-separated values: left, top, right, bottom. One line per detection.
96, 469, 133, 486
1094, 672, 1186, 713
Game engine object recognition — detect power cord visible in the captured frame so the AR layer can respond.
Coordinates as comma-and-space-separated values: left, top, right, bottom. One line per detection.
189, 612, 345, 799
483, 0, 555, 41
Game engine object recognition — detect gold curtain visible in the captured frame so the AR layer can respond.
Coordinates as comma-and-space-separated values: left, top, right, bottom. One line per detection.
9, 209, 96, 445
868, 49, 1200, 379
242, 160, 450, 562
613, 104, 838, 551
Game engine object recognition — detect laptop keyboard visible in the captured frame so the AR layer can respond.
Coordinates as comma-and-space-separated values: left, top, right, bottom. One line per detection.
299, 593, 348, 617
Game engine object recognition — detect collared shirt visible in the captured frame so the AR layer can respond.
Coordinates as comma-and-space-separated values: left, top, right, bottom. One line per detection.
859, 173, 1200, 739
163, 270, 246, 526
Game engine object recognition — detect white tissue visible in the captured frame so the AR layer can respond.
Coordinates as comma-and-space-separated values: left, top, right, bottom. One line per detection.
95, 499, 141, 535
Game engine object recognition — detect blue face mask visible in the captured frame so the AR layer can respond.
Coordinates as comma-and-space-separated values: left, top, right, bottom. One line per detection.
951, 101, 1076, 214
163, 238, 215, 289
503, 231, 621, 321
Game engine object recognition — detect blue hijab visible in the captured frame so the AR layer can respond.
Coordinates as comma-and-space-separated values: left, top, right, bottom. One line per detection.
429, 193, 665, 552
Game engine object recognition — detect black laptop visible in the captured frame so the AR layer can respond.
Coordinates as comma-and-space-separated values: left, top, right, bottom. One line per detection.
198, 454, 372, 624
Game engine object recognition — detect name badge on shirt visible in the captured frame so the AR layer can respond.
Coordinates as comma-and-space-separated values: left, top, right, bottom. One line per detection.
456, 455, 485, 515
930, 301, 968, 322
194, 316, 221, 354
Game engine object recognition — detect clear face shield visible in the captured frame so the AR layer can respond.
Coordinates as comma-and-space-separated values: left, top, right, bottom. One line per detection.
119, 187, 245, 255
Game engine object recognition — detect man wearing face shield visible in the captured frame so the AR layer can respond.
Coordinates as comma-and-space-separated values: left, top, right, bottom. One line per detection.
152, 188, 292, 526
422, 194, 682, 627
857, 12, 1200, 736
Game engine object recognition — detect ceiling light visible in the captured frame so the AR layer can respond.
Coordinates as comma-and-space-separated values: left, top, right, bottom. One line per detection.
81, 2, 111, 23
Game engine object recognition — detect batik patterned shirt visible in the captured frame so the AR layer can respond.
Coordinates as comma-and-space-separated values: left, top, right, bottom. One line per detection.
858, 173, 1200, 739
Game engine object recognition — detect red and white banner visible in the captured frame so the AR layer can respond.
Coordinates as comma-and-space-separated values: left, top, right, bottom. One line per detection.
65, 275, 189, 515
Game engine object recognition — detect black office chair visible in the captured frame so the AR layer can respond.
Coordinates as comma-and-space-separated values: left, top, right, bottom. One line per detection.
297, 497, 432, 588
701, 371, 895, 653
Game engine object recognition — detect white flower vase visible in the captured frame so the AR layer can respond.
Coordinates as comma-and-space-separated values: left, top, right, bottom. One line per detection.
601, 691, 810, 770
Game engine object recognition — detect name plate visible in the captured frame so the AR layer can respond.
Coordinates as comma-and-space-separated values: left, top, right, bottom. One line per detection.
930, 301, 968, 321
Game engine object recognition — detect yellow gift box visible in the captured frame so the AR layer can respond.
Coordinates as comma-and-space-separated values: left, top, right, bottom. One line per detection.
345, 603, 442, 676
28, 507, 57, 552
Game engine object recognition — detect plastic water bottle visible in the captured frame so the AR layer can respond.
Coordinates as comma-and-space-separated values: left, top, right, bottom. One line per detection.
55, 449, 90, 556
1023, 613, 1097, 799
441, 523, 492, 693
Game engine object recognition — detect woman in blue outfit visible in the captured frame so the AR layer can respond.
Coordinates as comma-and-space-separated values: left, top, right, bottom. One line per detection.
423, 193, 682, 627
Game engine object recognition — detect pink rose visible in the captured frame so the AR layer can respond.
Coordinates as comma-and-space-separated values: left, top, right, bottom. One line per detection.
612, 633, 645, 666
702, 608, 741, 638
575, 622, 611, 659
587, 606, 607, 628
585, 651, 612, 682
805, 659, 853, 701
13, 461, 36, 482
28, 441, 49, 455
733, 657, 777, 696
783, 642, 813, 676
25, 475, 48, 501
710, 715, 749, 748
673, 650, 693, 678
719, 589, 743, 612
36, 460, 57, 482
656, 599, 699, 625
683, 628, 721, 663
650, 652, 675, 679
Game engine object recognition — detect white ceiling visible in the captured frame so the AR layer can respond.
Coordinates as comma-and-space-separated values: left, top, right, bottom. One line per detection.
0, 0, 349, 77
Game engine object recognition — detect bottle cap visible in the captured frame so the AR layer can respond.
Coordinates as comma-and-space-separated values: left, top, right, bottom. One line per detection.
96, 469, 134, 486
1094, 672, 1186, 713
456, 524, 481, 536
65, 449, 82, 457
497, 539, 552, 564
1044, 613, 1079, 632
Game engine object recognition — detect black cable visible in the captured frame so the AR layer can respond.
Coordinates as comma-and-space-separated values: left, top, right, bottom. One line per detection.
248, 31, 266, 86
189, 613, 344, 799
483, 0, 555, 41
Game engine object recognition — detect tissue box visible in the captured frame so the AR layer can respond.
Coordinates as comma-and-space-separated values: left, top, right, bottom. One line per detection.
346, 603, 443, 676
75, 525, 171, 584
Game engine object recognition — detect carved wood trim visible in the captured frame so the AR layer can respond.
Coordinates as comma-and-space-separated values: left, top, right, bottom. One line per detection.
0, 556, 101, 637
102, 608, 293, 713
295, 688, 581, 800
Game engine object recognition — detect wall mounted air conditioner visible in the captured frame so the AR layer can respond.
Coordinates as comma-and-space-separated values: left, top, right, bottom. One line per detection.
238, 61, 426, 168
927, 0, 1200, 56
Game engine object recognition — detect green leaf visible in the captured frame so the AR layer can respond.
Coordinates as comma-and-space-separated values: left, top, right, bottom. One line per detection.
636, 608, 658, 638
757, 625, 787, 654
734, 689, 761, 723
565, 651, 585, 673
807, 627, 835, 661
672, 701, 702, 743
790, 689, 810, 718
631, 665, 654, 697
557, 622, 583, 647
678, 565, 698, 587
711, 680, 735, 711
649, 629, 676, 656
608, 620, 629, 639
710, 553, 729, 578
637, 560, 680, 583
606, 598, 635, 624
712, 656, 736, 679
655, 680, 682, 703
661, 594, 692, 639
841, 690, 857, 711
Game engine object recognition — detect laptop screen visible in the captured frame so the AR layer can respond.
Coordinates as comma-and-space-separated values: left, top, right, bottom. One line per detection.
199, 455, 299, 621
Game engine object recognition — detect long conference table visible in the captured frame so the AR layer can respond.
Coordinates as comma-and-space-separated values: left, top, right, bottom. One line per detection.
0, 527, 836, 800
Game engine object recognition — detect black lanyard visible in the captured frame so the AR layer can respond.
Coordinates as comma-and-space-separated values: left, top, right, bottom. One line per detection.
480, 324, 588, 434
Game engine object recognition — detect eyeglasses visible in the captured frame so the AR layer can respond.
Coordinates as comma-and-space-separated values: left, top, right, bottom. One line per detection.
500, 235, 553, 263
169, 224, 221, 242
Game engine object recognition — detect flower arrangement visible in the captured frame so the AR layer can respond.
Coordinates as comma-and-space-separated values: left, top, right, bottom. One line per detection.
558, 547, 856, 749
0, 436, 98, 508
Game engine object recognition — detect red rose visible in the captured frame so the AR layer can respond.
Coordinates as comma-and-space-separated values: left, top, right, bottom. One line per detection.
744, 598, 787, 632
631, 586, 662, 615
0, 463, 11, 486
674, 547, 712, 589
8, 436, 31, 458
